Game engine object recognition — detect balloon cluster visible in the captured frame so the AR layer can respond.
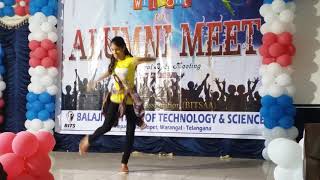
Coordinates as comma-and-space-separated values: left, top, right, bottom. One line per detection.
0, 45, 5, 126
26, 2, 58, 133
0, 131, 55, 179
28, 13, 58, 43
258, 2, 298, 177
15, 0, 30, 16
259, 32, 296, 67
260, 0, 296, 34
29, 0, 57, 16
267, 138, 304, 180
0, 0, 15, 17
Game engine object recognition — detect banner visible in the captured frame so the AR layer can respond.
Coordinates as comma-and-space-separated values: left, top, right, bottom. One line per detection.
57, 0, 264, 139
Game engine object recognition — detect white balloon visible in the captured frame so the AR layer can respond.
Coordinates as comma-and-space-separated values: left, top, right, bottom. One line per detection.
264, 139, 271, 147
48, 16, 58, 26
271, 20, 286, 34
33, 12, 47, 24
48, 67, 59, 77
0, 81, 6, 91
26, 129, 37, 134
275, 73, 292, 86
28, 33, 35, 41
43, 119, 55, 130
287, 126, 299, 140
40, 75, 54, 87
279, 9, 295, 23
269, 85, 284, 97
40, 22, 53, 33
271, 0, 286, 13
263, 128, 273, 139
25, 120, 32, 129
262, 148, 270, 160
0, 2, 5, 9
298, 138, 304, 149
47, 85, 59, 95
268, 138, 303, 169
274, 166, 296, 180
284, 66, 294, 75
267, 63, 283, 76
262, 75, 274, 86
48, 32, 58, 42
30, 119, 44, 131
260, 23, 271, 34
19, 1, 26, 7
28, 68, 35, 76
272, 127, 288, 139
31, 76, 41, 84
293, 167, 303, 180
34, 66, 47, 76
259, 4, 272, 17
28, 23, 39, 32
27, 83, 35, 92
264, 13, 278, 23
32, 83, 46, 94
34, 31, 48, 41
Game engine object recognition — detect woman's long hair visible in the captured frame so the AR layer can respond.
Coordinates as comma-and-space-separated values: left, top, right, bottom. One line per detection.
108, 36, 132, 74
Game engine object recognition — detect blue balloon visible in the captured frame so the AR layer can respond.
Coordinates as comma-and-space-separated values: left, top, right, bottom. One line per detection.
279, 116, 294, 129
29, 5, 41, 15
27, 92, 38, 102
285, 105, 296, 116
263, 0, 273, 4
26, 103, 33, 110
263, 117, 278, 129
0, 10, 4, 17
45, 103, 55, 113
31, 101, 44, 112
41, 6, 55, 16
3, 0, 15, 6
48, 0, 58, 7
259, 107, 269, 118
0, 65, 5, 75
50, 112, 55, 119
26, 111, 37, 120
269, 105, 284, 119
38, 110, 50, 120
34, 0, 49, 8
3, 6, 14, 17
39, 92, 52, 104
261, 95, 276, 107
277, 95, 293, 107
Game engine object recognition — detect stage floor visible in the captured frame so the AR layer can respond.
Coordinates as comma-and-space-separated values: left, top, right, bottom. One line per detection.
51, 152, 275, 180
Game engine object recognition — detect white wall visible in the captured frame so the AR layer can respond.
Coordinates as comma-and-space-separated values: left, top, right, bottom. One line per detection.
293, 0, 320, 104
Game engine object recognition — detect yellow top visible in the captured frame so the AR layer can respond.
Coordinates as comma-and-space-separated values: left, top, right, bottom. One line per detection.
110, 56, 136, 104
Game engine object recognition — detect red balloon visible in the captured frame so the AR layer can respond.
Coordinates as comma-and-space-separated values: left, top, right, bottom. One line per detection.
35, 131, 56, 154
268, 43, 286, 57
277, 54, 292, 67
34, 47, 48, 59
262, 33, 277, 46
15, 6, 26, 16
0, 132, 15, 154
12, 131, 39, 158
26, 153, 51, 177
29, 51, 36, 58
288, 44, 296, 56
37, 172, 54, 180
259, 45, 271, 57
28, 41, 40, 51
12, 173, 36, 180
0, 153, 24, 178
262, 57, 276, 65
29, 58, 41, 68
278, 32, 293, 45
48, 49, 58, 61
0, 98, 4, 108
41, 57, 55, 68
41, 39, 55, 50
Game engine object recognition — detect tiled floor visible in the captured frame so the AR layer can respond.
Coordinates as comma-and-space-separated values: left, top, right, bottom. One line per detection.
51, 152, 275, 180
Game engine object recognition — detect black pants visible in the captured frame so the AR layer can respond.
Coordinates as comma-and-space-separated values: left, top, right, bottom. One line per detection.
89, 102, 137, 164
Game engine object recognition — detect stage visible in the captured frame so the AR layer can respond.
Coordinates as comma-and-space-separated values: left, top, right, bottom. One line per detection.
51, 152, 275, 180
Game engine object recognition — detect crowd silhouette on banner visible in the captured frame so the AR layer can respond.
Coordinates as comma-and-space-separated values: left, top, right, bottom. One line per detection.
62, 70, 261, 112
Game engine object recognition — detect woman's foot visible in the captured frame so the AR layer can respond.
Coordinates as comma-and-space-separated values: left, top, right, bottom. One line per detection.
120, 164, 129, 173
79, 135, 90, 156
